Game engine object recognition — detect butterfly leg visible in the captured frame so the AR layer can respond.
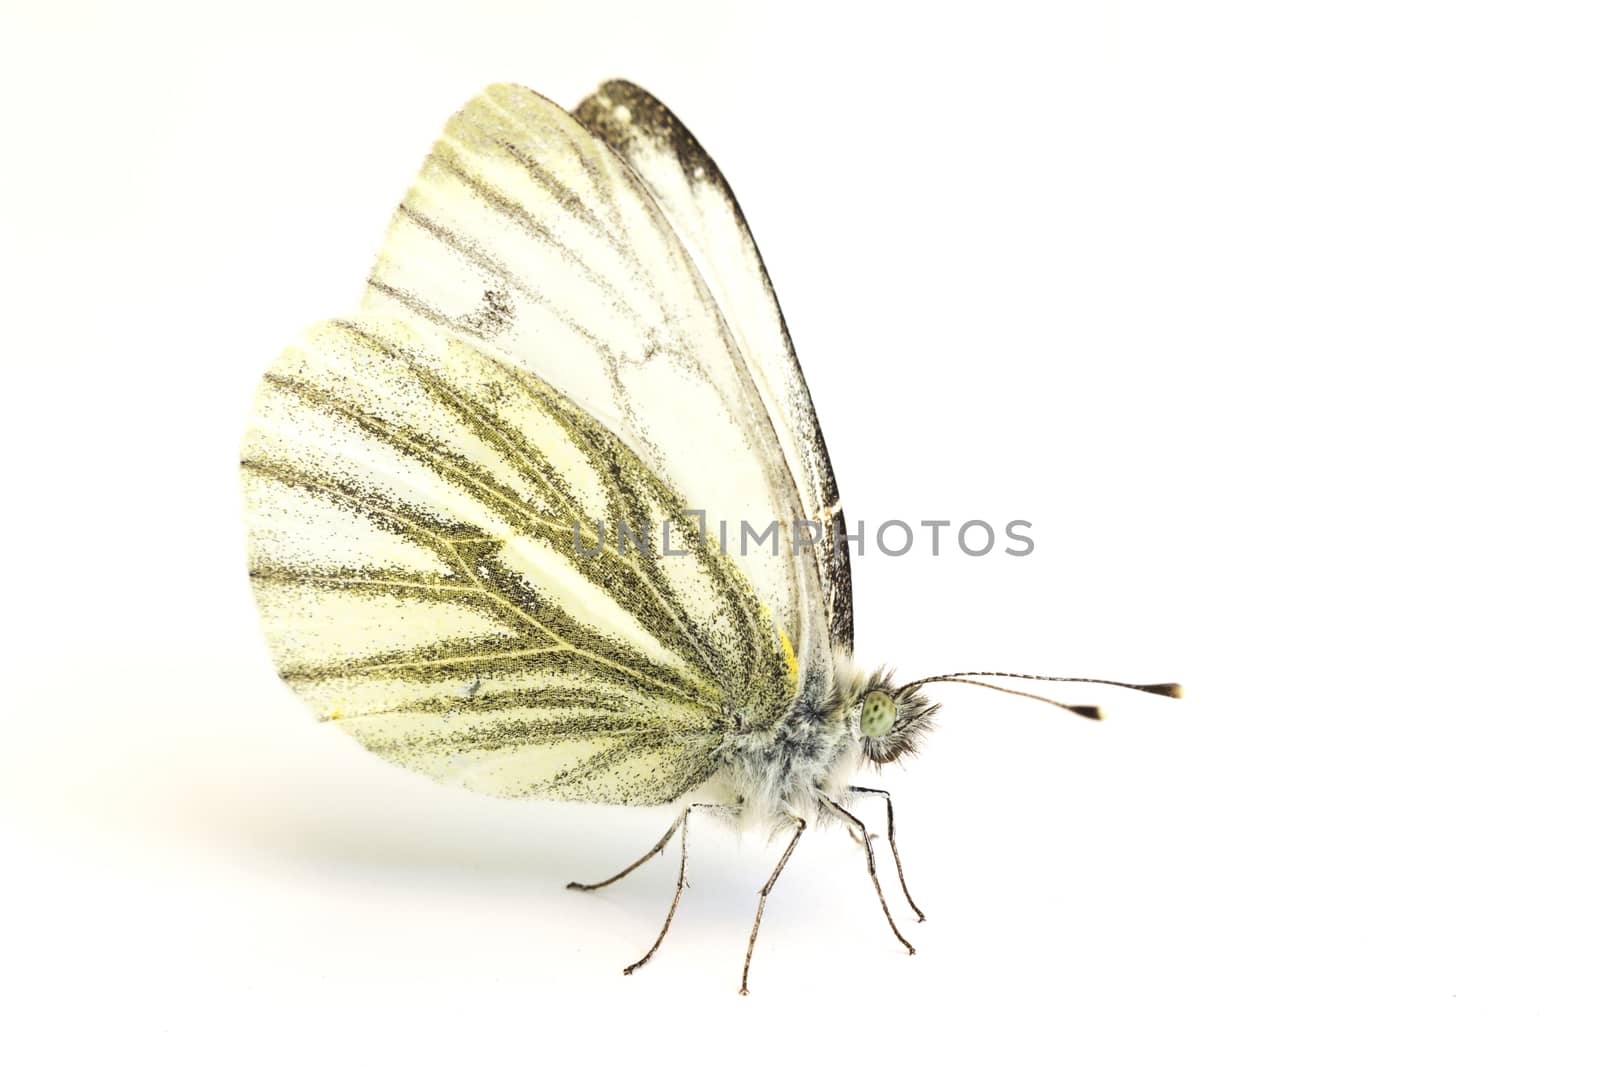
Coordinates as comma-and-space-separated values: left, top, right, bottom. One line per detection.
568, 806, 737, 976
846, 785, 926, 921
740, 814, 806, 996
565, 808, 688, 892
619, 807, 698, 976
820, 795, 917, 955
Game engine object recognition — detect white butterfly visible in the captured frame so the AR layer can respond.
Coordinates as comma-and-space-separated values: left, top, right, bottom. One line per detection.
242, 80, 1178, 993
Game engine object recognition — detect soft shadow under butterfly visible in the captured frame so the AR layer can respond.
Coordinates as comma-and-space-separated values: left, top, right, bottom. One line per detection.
242, 80, 1179, 993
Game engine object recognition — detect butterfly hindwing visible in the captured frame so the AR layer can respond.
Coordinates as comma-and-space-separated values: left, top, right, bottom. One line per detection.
242, 317, 795, 803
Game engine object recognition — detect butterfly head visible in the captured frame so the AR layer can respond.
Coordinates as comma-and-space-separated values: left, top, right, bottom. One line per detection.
851, 675, 939, 766
835, 663, 1181, 767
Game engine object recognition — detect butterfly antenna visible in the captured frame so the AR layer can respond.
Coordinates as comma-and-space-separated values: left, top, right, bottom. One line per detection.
892, 671, 1182, 721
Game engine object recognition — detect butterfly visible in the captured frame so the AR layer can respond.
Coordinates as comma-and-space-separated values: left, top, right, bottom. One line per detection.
241, 80, 1180, 994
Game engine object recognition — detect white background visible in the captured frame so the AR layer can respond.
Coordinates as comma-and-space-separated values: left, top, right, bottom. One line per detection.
1, 2, 1595, 1063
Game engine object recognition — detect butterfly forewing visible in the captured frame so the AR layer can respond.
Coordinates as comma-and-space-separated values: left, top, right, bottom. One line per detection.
359, 83, 832, 706
573, 81, 854, 651
242, 317, 794, 804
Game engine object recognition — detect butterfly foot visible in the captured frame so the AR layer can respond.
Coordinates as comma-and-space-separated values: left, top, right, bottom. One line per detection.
623, 951, 656, 976
848, 828, 880, 849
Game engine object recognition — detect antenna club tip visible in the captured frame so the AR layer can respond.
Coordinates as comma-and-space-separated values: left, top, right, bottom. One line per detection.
1069, 705, 1103, 721
1144, 683, 1183, 699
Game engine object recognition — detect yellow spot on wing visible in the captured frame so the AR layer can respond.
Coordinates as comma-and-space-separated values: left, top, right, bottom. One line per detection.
779, 629, 798, 687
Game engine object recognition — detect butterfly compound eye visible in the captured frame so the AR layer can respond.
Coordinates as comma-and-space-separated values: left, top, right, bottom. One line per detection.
860, 690, 897, 738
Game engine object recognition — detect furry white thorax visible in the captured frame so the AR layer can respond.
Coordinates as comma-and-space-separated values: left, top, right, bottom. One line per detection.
695, 651, 877, 830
